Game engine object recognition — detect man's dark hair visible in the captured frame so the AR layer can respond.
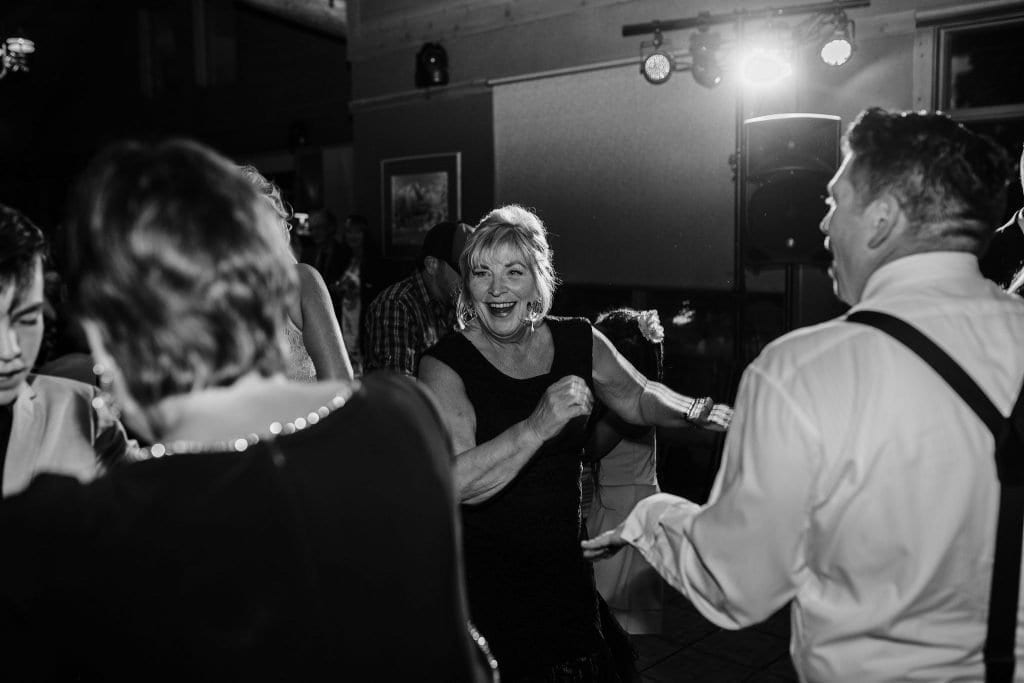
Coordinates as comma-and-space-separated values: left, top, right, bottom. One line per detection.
0, 204, 46, 290
844, 107, 1012, 254
346, 213, 368, 227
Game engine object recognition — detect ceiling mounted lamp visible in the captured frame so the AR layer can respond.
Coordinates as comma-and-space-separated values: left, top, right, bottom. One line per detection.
640, 29, 675, 85
0, 35, 35, 80
690, 31, 723, 88
415, 42, 449, 88
819, 11, 855, 66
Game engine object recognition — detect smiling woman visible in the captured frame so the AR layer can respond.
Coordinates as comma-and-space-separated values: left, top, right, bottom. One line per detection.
418, 203, 732, 679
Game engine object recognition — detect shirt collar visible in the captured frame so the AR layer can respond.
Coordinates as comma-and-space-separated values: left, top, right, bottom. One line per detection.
859, 251, 982, 303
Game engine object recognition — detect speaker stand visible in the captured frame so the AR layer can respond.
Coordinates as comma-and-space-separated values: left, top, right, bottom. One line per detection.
784, 264, 798, 332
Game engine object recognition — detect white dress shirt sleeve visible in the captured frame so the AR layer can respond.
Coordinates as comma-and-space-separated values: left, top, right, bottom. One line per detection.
619, 361, 821, 630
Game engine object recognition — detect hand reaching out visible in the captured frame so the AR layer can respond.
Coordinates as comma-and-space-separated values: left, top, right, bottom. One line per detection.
581, 525, 628, 561
687, 397, 733, 432
705, 403, 733, 431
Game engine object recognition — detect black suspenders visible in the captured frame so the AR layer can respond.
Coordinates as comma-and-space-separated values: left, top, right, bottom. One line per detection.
847, 310, 1024, 682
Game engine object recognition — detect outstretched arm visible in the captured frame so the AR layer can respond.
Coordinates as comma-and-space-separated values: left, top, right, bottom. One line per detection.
297, 264, 354, 381
585, 363, 813, 629
418, 355, 593, 504
590, 327, 731, 431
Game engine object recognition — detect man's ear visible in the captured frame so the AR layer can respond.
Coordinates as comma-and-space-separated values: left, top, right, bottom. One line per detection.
423, 255, 440, 276
864, 192, 902, 249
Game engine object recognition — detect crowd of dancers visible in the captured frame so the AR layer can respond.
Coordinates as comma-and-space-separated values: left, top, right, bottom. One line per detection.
1, 105, 1024, 682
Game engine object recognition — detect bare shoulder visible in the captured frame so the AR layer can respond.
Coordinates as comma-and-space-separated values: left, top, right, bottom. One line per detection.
296, 262, 328, 290
418, 354, 477, 452
418, 354, 465, 397
590, 324, 621, 377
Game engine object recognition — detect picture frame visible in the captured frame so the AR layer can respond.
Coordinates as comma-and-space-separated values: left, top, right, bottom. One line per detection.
381, 152, 461, 258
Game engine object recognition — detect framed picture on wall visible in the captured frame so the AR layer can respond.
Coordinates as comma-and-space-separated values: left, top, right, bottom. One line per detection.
381, 152, 461, 258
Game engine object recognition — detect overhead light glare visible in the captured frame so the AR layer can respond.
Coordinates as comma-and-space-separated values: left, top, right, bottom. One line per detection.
739, 47, 793, 87
0, 35, 34, 80
6, 37, 34, 55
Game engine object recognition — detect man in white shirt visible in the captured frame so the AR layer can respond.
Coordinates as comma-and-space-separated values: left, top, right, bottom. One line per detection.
583, 107, 1024, 682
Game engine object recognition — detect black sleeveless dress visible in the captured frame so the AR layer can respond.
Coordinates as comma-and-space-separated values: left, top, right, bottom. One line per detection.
423, 316, 605, 679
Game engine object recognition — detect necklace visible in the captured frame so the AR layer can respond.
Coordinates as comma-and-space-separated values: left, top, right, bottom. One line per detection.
139, 384, 356, 459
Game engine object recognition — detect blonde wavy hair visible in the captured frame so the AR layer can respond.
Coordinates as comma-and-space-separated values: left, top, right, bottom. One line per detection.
456, 204, 559, 330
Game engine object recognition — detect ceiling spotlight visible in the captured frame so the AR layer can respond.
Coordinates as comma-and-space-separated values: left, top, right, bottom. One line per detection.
690, 32, 722, 88
415, 42, 449, 88
0, 35, 35, 80
640, 29, 675, 85
819, 13, 855, 66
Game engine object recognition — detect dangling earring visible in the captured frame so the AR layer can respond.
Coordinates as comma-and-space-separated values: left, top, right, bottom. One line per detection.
526, 299, 542, 332
91, 362, 122, 421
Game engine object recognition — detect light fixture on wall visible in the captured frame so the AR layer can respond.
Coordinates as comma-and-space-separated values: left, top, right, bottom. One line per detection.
415, 42, 449, 88
819, 11, 855, 66
0, 35, 35, 80
640, 29, 676, 85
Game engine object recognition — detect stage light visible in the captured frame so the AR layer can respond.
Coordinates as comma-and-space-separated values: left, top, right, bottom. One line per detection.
415, 43, 449, 88
819, 13, 855, 66
640, 29, 675, 85
0, 35, 34, 80
739, 47, 793, 87
642, 51, 675, 84
690, 32, 722, 88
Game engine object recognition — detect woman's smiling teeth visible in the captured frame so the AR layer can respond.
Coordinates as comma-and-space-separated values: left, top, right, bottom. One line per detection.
487, 301, 516, 318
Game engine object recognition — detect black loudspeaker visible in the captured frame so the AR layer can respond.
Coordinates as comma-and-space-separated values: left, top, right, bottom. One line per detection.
743, 114, 841, 266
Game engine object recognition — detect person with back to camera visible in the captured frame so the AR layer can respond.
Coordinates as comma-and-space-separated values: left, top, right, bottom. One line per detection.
585, 308, 668, 637
0, 139, 493, 682
240, 165, 353, 382
583, 107, 1024, 682
418, 204, 732, 680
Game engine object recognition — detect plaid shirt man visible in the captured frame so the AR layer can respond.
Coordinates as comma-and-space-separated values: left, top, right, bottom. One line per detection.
364, 268, 455, 377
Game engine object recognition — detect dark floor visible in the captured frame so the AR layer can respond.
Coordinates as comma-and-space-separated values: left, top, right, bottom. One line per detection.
632, 587, 797, 682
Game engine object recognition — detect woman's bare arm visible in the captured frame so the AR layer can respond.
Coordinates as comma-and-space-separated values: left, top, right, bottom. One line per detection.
296, 263, 354, 381
590, 327, 731, 431
419, 355, 593, 504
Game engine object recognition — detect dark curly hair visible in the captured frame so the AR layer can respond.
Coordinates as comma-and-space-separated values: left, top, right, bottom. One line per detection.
844, 107, 1012, 254
593, 308, 664, 382
63, 139, 297, 407
0, 204, 46, 292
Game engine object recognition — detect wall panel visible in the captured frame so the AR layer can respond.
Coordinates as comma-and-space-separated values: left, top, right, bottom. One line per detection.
494, 65, 737, 289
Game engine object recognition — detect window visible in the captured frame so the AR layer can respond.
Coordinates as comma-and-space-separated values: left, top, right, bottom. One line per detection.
938, 16, 1024, 113
917, 8, 1024, 213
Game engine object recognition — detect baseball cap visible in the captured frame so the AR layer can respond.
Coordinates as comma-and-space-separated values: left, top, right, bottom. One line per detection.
419, 221, 474, 273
